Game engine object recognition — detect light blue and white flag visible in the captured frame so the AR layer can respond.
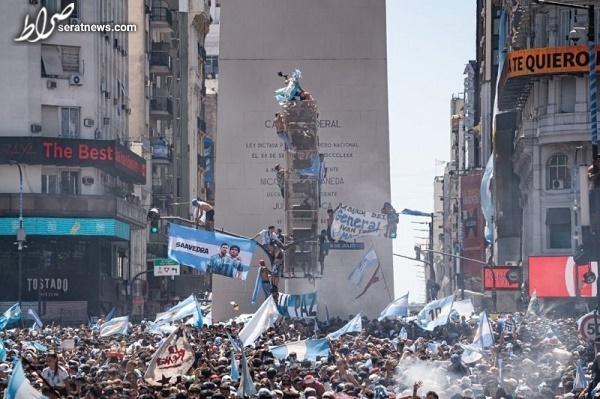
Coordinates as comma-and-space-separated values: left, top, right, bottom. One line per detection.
227, 332, 240, 352
105, 307, 116, 322
415, 295, 455, 331
183, 296, 204, 330
32, 341, 47, 353
99, 316, 130, 337
0, 303, 21, 331
399, 327, 408, 339
230, 351, 239, 381
153, 294, 197, 328
327, 313, 362, 340
271, 339, 330, 362
168, 223, 255, 280
574, 360, 588, 391
26, 307, 43, 330
0, 337, 6, 361
451, 298, 475, 317
378, 293, 409, 320
274, 292, 318, 318
5, 360, 44, 399
348, 248, 379, 286
237, 350, 257, 397
238, 296, 280, 347
461, 311, 494, 363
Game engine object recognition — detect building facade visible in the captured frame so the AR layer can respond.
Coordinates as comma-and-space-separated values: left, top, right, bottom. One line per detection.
0, 0, 147, 322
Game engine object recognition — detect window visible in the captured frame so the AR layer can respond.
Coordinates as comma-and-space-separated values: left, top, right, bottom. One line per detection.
547, 154, 571, 190
61, 107, 80, 138
546, 208, 571, 249
42, 173, 58, 194
60, 171, 79, 195
560, 77, 576, 113
61, 0, 79, 19
558, 9, 575, 46
41, 0, 59, 14
41, 45, 80, 77
42, 105, 59, 137
205, 56, 219, 77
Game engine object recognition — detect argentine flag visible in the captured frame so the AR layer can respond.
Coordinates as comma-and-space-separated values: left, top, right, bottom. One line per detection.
239, 296, 280, 347
0, 303, 21, 331
153, 294, 197, 328
378, 293, 409, 320
27, 307, 43, 330
100, 316, 130, 337
327, 313, 362, 340
573, 360, 588, 391
5, 360, 44, 399
270, 339, 330, 362
348, 248, 379, 286
415, 295, 454, 331
461, 311, 494, 363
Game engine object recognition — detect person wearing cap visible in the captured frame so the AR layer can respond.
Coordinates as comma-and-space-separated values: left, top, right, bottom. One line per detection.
191, 198, 214, 231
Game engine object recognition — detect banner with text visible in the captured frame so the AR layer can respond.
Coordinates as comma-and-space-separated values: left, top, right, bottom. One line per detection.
275, 292, 318, 319
168, 224, 256, 281
330, 204, 388, 241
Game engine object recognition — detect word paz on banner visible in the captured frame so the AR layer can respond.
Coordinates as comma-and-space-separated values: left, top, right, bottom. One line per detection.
15, 4, 75, 43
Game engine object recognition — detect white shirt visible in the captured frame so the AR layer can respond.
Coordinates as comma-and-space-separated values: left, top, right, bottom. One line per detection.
41, 366, 69, 387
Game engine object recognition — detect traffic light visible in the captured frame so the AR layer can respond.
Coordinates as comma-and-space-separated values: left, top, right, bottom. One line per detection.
414, 245, 421, 260
387, 211, 399, 239
147, 207, 160, 234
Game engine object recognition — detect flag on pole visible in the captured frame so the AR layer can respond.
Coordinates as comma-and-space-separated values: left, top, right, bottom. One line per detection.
327, 313, 362, 340
574, 360, 588, 391
325, 306, 330, 325
355, 265, 381, 299
184, 296, 204, 329
144, 327, 195, 386
415, 295, 455, 331
105, 307, 116, 322
348, 248, 379, 286
270, 339, 330, 362
153, 294, 197, 328
227, 332, 240, 352
26, 307, 43, 330
237, 350, 257, 397
460, 311, 494, 363
0, 303, 21, 331
4, 360, 44, 399
99, 316, 130, 337
238, 296, 280, 347
230, 350, 239, 381
378, 293, 409, 320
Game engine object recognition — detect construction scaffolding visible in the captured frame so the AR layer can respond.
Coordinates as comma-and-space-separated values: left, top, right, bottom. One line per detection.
280, 100, 321, 277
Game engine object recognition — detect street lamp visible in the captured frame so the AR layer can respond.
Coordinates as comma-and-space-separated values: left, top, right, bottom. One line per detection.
400, 209, 436, 284
9, 161, 26, 305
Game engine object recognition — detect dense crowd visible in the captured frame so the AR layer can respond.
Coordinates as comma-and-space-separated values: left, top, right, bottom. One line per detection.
0, 311, 595, 399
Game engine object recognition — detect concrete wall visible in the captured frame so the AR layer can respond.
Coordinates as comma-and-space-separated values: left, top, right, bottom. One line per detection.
213, 0, 392, 321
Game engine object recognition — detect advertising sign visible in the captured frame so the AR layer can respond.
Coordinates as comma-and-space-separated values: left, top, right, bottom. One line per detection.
0, 217, 130, 240
503, 45, 600, 79
528, 255, 598, 297
0, 137, 146, 183
483, 267, 520, 290
460, 173, 485, 276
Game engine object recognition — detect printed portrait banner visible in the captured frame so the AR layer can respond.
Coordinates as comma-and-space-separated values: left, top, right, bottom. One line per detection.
275, 292, 318, 319
168, 223, 256, 281
330, 204, 388, 241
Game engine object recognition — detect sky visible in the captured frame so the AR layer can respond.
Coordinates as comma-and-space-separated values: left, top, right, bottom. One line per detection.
386, 1, 476, 303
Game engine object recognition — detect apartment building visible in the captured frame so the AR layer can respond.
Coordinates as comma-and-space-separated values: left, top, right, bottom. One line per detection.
0, 0, 147, 322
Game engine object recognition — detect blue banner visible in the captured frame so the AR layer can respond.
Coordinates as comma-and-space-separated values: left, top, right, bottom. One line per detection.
275, 292, 318, 318
204, 137, 214, 183
168, 223, 256, 280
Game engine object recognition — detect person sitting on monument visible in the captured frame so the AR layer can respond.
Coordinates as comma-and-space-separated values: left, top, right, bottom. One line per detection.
274, 113, 294, 152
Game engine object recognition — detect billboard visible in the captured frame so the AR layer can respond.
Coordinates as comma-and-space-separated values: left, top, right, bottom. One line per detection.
528, 255, 598, 298
483, 266, 520, 290
460, 173, 485, 276
0, 217, 130, 240
0, 137, 146, 183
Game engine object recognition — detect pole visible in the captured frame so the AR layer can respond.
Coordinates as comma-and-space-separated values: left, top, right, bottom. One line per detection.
15, 163, 24, 306
429, 213, 435, 284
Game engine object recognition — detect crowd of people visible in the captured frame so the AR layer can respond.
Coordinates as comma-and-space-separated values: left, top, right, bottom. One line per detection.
0, 308, 596, 399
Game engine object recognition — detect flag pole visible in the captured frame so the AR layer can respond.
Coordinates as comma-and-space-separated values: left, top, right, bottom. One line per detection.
379, 263, 393, 301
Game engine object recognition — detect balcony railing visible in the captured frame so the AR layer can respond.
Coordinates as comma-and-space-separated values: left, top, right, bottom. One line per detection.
150, 97, 173, 119
150, 7, 173, 30
150, 51, 172, 74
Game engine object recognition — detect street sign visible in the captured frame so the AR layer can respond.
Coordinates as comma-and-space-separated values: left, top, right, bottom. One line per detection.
154, 264, 181, 277
132, 296, 144, 306
579, 313, 600, 342
324, 242, 365, 250
153, 258, 179, 267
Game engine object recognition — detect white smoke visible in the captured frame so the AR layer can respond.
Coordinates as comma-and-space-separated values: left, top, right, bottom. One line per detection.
395, 358, 453, 397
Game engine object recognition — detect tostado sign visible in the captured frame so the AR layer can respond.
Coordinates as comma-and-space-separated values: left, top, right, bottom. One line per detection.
0, 137, 146, 184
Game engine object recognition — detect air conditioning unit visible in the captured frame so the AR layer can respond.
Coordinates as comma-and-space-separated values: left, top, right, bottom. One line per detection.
505, 261, 518, 267
84, 118, 95, 127
46, 80, 57, 89
552, 179, 565, 189
69, 18, 81, 25
95, 129, 103, 139
69, 74, 83, 86
82, 177, 94, 185
30, 124, 42, 133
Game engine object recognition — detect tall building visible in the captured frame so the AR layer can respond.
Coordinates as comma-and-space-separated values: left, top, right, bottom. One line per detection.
488, 0, 600, 312
0, 1, 147, 322
213, 0, 392, 321
128, 0, 211, 317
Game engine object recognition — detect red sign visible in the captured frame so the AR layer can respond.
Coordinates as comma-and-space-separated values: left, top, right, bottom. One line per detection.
460, 173, 485, 276
483, 267, 520, 290
528, 255, 598, 298
0, 137, 146, 184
